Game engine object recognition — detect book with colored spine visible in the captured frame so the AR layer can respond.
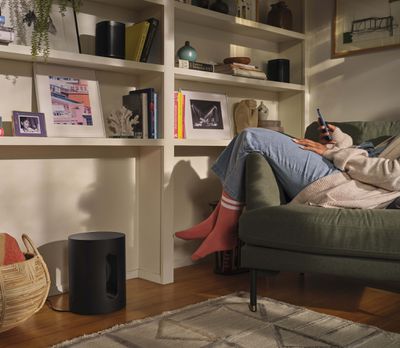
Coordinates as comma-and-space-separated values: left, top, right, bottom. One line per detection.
141, 93, 148, 138
174, 91, 185, 139
140, 18, 160, 63
177, 91, 183, 139
122, 93, 144, 138
154, 92, 158, 138
129, 88, 157, 139
126, 21, 150, 61
174, 92, 178, 139
177, 59, 214, 72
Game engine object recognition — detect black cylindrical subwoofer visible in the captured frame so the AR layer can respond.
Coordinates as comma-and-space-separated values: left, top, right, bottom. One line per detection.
267, 59, 290, 83
95, 21, 125, 59
68, 232, 126, 315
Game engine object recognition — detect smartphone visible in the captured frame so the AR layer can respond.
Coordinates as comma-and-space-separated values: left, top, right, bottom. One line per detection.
317, 108, 332, 141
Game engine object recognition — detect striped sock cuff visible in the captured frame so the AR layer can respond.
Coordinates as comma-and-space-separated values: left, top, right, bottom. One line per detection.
221, 200, 243, 210
221, 194, 243, 210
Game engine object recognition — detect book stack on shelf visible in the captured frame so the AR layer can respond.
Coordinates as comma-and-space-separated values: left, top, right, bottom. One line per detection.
173, 91, 185, 139
176, 59, 214, 72
0, 13, 14, 45
123, 88, 159, 139
126, 18, 159, 62
214, 62, 266, 80
258, 120, 284, 133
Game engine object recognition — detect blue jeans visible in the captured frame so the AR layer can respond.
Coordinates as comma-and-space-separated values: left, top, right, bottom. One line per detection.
211, 128, 339, 202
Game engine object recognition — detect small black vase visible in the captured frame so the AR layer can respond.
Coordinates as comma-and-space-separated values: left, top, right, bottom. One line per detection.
193, 0, 209, 9
267, 1, 293, 30
210, 0, 229, 14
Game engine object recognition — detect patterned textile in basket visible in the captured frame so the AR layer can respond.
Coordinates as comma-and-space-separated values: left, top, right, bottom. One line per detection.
0, 234, 50, 333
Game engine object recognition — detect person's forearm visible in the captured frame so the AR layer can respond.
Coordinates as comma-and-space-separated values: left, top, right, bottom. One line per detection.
324, 147, 400, 191
330, 127, 353, 148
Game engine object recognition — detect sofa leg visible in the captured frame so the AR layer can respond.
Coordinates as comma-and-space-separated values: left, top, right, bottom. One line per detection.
249, 269, 257, 312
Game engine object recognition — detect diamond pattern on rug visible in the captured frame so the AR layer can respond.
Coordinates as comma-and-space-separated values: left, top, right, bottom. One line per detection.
275, 327, 333, 348
53, 293, 400, 348
177, 305, 268, 339
157, 318, 215, 341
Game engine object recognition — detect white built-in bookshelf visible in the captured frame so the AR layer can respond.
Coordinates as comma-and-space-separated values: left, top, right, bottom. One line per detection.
0, 0, 307, 285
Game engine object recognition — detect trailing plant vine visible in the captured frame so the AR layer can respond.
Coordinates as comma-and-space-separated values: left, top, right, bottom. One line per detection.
1, 0, 82, 57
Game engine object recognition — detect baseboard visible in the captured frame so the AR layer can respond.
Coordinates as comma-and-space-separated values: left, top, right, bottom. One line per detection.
138, 269, 162, 283
174, 258, 194, 269
126, 269, 139, 279
48, 270, 140, 296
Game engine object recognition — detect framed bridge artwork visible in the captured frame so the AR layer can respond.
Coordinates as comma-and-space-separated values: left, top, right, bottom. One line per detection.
332, 0, 400, 57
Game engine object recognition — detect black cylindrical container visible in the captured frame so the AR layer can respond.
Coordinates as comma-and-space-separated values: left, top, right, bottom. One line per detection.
95, 21, 125, 59
69, 232, 126, 315
267, 59, 290, 83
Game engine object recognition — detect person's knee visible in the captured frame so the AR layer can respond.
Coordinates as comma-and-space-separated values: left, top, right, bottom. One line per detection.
241, 127, 266, 138
238, 128, 271, 150
241, 127, 276, 143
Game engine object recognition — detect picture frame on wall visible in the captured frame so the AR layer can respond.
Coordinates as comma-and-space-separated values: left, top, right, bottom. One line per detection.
182, 90, 232, 139
12, 111, 47, 137
333, 0, 400, 58
34, 64, 105, 138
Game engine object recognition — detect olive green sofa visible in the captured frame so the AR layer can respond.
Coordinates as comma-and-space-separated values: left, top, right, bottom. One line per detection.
238, 121, 400, 311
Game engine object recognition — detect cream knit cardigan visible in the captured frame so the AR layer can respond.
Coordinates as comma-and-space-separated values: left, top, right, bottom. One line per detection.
291, 128, 400, 209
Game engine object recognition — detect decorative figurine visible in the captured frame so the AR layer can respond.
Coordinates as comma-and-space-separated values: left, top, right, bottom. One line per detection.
107, 106, 139, 137
234, 99, 258, 134
257, 101, 269, 120
177, 41, 197, 62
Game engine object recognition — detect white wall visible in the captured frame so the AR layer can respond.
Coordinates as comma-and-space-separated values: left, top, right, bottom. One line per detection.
308, 0, 400, 124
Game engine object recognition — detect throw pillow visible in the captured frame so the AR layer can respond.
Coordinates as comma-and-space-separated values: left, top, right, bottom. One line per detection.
0, 233, 25, 266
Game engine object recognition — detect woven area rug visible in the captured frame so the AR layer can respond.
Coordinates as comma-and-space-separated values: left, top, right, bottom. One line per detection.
53, 292, 400, 347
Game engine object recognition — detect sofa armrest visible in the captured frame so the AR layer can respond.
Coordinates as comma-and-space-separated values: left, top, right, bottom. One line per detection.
245, 152, 284, 211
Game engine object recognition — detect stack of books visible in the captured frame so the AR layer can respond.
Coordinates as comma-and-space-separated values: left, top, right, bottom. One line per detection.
125, 18, 159, 62
214, 63, 266, 80
0, 15, 14, 45
258, 120, 284, 133
176, 59, 214, 72
174, 91, 186, 139
123, 88, 159, 139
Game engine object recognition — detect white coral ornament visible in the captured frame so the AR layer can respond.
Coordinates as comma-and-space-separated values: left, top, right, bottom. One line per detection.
107, 106, 134, 137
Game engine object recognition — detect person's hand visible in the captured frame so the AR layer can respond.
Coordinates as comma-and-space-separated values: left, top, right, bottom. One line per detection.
293, 138, 328, 156
319, 123, 336, 144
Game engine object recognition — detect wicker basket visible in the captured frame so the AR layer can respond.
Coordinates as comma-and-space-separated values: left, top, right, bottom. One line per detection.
0, 234, 50, 333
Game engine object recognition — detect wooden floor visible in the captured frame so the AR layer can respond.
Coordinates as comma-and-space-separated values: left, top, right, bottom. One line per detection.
1, 262, 400, 347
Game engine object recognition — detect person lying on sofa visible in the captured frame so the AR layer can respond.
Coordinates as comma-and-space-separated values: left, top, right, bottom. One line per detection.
175, 124, 400, 261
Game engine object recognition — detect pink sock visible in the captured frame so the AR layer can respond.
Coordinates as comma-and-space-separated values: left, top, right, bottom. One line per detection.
192, 192, 243, 261
175, 201, 221, 240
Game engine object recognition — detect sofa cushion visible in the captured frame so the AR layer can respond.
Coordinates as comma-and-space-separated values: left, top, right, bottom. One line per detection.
239, 204, 400, 260
305, 121, 400, 145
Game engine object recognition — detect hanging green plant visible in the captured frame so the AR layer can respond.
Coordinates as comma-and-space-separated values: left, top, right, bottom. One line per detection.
31, 0, 82, 57
1, 0, 83, 57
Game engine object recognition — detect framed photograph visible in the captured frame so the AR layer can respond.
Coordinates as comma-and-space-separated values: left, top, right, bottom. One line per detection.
333, 0, 400, 58
34, 64, 105, 138
182, 90, 232, 139
12, 111, 47, 137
